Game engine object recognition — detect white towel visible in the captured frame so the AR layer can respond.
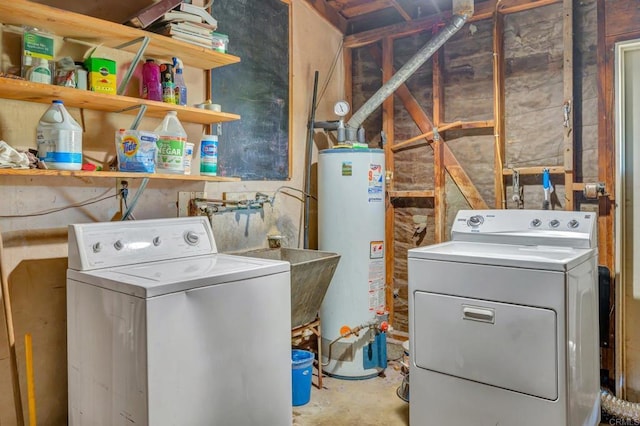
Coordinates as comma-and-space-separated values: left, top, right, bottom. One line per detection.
0, 140, 30, 169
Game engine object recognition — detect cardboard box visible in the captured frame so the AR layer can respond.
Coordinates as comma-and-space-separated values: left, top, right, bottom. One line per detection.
85, 57, 117, 95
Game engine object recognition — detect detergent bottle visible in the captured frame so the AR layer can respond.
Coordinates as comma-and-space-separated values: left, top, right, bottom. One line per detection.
142, 59, 162, 101
172, 57, 188, 106
36, 100, 83, 170
154, 111, 188, 174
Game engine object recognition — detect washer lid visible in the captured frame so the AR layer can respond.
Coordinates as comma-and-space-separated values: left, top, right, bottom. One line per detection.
67, 253, 289, 298
408, 241, 594, 271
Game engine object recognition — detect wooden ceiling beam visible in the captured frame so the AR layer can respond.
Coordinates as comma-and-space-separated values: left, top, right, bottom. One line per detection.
388, 0, 412, 21
345, 0, 560, 48
304, 0, 349, 34
339, 0, 391, 18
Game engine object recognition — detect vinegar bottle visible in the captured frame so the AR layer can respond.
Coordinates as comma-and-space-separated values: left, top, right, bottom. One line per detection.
154, 111, 188, 174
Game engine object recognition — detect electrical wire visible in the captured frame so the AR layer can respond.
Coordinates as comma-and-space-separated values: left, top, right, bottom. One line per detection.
0, 189, 119, 218
315, 39, 344, 108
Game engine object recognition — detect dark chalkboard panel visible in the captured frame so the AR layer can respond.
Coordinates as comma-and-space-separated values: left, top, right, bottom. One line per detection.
212, 0, 290, 180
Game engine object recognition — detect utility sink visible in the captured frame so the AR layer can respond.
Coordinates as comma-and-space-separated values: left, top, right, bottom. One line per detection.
236, 248, 340, 328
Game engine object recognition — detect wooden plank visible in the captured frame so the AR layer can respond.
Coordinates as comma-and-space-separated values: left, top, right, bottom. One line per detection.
433, 47, 446, 243
0, 169, 240, 182
0, 0, 240, 70
344, 0, 561, 48
303, 0, 349, 34
493, 9, 506, 209
388, 190, 435, 198
599, 0, 618, 396
0, 233, 24, 426
382, 36, 396, 324
391, 121, 494, 152
562, 0, 574, 211
398, 83, 488, 209
388, 0, 412, 21
339, 0, 391, 18
502, 166, 564, 175
367, 45, 488, 210
391, 121, 463, 152
604, 0, 640, 40
449, 120, 495, 129
0, 78, 240, 125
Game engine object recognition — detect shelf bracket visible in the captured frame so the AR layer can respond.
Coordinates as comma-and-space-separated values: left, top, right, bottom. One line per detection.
122, 177, 150, 221
116, 36, 150, 96
117, 104, 147, 130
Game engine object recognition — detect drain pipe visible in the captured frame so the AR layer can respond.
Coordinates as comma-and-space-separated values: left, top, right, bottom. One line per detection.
343, 5, 472, 144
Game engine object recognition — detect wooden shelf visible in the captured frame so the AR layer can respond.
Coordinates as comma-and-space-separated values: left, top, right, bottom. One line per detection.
0, 168, 240, 182
0, 1, 243, 184
0, 78, 240, 125
0, 0, 241, 70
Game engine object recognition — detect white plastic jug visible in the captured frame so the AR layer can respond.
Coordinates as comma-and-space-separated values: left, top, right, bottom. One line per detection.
36, 100, 83, 170
154, 111, 188, 174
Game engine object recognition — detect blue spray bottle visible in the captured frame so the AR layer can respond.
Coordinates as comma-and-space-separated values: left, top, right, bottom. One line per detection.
172, 57, 187, 106
542, 168, 552, 210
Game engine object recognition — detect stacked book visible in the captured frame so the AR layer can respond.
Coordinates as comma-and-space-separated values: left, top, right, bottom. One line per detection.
128, 1, 222, 50
150, 19, 216, 49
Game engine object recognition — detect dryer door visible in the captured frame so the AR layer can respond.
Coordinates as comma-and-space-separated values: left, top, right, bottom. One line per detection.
414, 292, 557, 400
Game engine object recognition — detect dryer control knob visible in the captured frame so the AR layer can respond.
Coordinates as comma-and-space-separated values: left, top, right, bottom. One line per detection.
153, 236, 161, 246
568, 219, 579, 229
184, 231, 199, 245
92, 242, 102, 253
549, 219, 560, 228
114, 240, 124, 250
467, 215, 484, 227
531, 218, 542, 228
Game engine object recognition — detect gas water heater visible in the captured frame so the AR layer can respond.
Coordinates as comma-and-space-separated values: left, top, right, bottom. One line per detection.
318, 148, 388, 379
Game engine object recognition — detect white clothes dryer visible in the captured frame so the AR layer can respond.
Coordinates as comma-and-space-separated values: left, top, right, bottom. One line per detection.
67, 217, 292, 425
408, 209, 600, 426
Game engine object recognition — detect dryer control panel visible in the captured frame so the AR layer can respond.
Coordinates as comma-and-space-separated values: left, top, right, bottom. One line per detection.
451, 210, 597, 249
68, 217, 216, 271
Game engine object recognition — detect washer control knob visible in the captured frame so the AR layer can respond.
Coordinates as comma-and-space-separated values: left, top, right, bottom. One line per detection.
184, 231, 199, 245
568, 219, 579, 229
114, 240, 124, 251
92, 242, 102, 253
153, 236, 161, 246
549, 219, 560, 228
467, 215, 484, 227
531, 218, 542, 228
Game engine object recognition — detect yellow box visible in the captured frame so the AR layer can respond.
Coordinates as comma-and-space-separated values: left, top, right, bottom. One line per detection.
84, 57, 117, 95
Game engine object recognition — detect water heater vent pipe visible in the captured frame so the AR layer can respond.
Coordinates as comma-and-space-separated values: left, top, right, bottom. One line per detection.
344, 8, 472, 143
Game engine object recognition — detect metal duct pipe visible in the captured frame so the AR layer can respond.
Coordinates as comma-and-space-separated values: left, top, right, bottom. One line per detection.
345, 12, 471, 140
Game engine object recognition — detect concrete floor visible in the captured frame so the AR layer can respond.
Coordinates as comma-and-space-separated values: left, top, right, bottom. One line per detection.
293, 343, 409, 426
292, 343, 609, 426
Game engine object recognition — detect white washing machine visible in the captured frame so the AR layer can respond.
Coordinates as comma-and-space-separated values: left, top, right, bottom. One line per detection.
66, 217, 292, 425
408, 209, 600, 426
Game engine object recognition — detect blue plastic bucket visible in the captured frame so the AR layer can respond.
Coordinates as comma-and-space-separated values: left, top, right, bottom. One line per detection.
291, 349, 314, 406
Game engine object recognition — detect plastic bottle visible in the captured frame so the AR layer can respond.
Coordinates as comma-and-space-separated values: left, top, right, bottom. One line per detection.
27, 58, 52, 84
36, 100, 83, 170
160, 63, 176, 104
154, 111, 188, 174
172, 57, 188, 106
200, 134, 218, 176
142, 59, 162, 101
